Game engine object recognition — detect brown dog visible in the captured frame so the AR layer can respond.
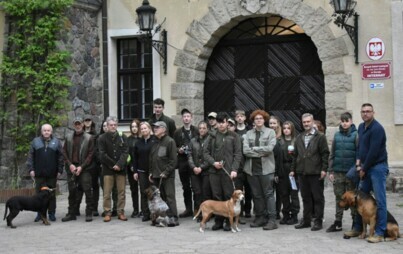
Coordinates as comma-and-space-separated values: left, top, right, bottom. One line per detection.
339, 190, 401, 241
193, 190, 244, 233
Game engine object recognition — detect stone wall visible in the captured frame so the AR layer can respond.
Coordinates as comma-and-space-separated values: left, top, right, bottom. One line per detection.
0, 1, 103, 189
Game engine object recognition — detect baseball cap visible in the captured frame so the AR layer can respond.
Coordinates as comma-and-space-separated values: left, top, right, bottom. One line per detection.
84, 114, 92, 121
208, 112, 217, 119
152, 121, 167, 129
181, 108, 191, 115
228, 118, 236, 125
73, 116, 83, 124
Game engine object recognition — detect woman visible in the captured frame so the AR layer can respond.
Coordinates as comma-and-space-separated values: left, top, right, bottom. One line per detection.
243, 110, 278, 230
133, 121, 157, 222
188, 121, 211, 221
269, 115, 283, 220
127, 119, 141, 218
278, 121, 300, 225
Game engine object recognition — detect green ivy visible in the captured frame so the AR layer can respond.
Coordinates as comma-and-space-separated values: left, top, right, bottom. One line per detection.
0, 0, 73, 155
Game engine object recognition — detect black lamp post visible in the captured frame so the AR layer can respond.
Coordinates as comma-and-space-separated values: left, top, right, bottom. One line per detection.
136, 0, 167, 74
331, 0, 359, 64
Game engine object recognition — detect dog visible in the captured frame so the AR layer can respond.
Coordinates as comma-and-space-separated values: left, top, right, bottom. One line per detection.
339, 190, 401, 241
3, 186, 55, 228
193, 190, 245, 233
144, 185, 170, 227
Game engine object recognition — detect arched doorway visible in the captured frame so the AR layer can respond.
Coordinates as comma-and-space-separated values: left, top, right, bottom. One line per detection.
204, 16, 325, 131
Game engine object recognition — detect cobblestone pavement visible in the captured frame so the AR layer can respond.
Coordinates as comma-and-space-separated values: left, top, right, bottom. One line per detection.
1, 176, 402, 254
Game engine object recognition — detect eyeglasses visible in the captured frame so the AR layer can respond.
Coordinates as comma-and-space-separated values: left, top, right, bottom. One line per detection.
254, 117, 264, 120
360, 110, 373, 114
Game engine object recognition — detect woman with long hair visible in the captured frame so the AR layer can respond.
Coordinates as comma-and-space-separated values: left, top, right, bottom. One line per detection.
133, 121, 157, 222
127, 119, 141, 218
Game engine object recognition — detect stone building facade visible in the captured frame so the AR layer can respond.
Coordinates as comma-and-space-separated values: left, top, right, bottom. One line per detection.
1, 0, 403, 189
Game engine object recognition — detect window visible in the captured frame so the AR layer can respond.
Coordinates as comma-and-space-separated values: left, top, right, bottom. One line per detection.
117, 38, 153, 121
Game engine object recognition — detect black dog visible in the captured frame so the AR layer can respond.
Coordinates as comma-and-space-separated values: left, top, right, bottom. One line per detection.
3, 186, 55, 228
144, 185, 170, 227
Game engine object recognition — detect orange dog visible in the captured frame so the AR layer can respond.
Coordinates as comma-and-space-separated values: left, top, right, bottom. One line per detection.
339, 190, 401, 241
193, 190, 244, 233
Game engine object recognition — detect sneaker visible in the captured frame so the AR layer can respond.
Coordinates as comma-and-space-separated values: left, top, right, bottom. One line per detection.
61, 214, 77, 222
344, 229, 361, 237
34, 213, 42, 222
48, 212, 56, 222
85, 214, 93, 222
263, 221, 278, 230
326, 221, 342, 233
367, 234, 384, 243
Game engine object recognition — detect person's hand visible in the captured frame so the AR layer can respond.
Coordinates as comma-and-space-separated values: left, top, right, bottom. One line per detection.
69, 164, 76, 174
133, 173, 138, 181
328, 173, 334, 182
30, 171, 35, 178
76, 166, 82, 176
289, 171, 294, 177
274, 176, 279, 183
320, 171, 327, 180
160, 172, 167, 178
193, 167, 202, 175
230, 171, 237, 179
213, 161, 223, 170
113, 165, 120, 171
149, 174, 153, 183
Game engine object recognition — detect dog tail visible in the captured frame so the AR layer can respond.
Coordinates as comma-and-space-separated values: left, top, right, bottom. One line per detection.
3, 203, 8, 220
193, 208, 201, 220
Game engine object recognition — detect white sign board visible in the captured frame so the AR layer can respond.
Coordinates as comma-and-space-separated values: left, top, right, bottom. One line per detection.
369, 83, 384, 89
366, 37, 385, 61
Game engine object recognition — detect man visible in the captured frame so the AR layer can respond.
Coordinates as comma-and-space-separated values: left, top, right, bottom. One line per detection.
207, 112, 217, 132
173, 108, 198, 218
243, 110, 278, 230
149, 121, 179, 226
203, 113, 242, 231
234, 109, 253, 219
290, 113, 329, 231
98, 116, 129, 222
62, 116, 94, 222
327, 112, 357, 233
148, 98, 176, 137
26, 123, 64, 222
344, 103, 389, 243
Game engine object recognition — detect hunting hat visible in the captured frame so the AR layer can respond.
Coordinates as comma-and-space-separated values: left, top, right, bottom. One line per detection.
73, 116, 83, 124
152, 121, 167, 129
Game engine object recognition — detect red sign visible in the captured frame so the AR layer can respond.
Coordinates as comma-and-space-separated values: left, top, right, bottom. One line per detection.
361, 62, 391, 80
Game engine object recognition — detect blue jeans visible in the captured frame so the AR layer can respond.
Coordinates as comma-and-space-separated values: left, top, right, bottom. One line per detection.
353, 162, 388, 236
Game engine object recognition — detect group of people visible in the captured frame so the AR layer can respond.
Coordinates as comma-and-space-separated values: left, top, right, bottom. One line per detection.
26, 100, 389, 243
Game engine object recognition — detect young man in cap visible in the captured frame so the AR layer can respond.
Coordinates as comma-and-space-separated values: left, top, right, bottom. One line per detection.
203, 113, 242, 231
207, 112, 218, 132
173, 109, 198, 218
148, 98, 176, 137
62, 116, 95, 222
149, 121, 179, 226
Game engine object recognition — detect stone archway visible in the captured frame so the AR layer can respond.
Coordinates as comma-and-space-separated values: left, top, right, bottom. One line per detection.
172, 0, 351, 127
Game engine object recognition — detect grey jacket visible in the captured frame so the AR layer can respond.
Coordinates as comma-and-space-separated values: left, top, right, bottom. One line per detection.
243, 126, 277, 175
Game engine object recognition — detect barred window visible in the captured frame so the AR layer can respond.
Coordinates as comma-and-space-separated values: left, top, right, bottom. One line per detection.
117, 38, 153, 121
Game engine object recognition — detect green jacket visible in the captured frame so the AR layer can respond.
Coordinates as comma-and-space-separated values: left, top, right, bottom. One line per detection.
149, 134, 178, 178
63, 131, 94, 171
98, 131, 129, 175
148, 113, 177, 138
291, 130, 329, 175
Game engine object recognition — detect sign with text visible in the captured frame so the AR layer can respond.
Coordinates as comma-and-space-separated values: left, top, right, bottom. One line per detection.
369, 83, 384, 89
362, 62, 391, 80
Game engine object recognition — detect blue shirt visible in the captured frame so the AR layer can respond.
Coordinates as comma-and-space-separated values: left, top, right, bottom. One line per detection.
357, 119, 388, 171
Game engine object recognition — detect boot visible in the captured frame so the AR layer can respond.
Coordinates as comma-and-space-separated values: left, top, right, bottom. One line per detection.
61, 214, 77, 222
48, 211, 56, 222
287, 214, 298, 225
311, 219, 323, 231
280, 214, 290, 225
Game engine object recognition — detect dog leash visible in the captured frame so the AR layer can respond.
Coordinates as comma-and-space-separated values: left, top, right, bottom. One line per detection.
221, 161, 236, 190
